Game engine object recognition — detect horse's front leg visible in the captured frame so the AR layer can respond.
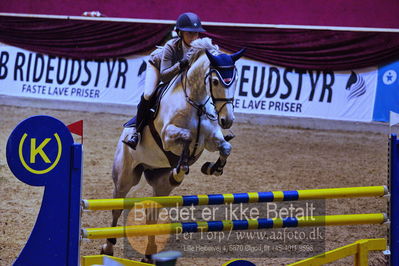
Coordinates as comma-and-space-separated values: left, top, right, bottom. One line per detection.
202, 130, 232, 176
162, 124, 192, 185
171, 140, 191, 184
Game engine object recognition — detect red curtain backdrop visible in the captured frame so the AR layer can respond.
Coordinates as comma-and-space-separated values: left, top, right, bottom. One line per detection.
1, 15, 399, 70
0, 16, 172, 59
204, 26, 399, 70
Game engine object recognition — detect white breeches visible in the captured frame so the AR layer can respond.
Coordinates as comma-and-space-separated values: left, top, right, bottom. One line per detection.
143, 63, 160, 100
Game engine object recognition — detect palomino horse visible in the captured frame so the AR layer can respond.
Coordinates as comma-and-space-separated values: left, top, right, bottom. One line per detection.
101, 38, 245, 259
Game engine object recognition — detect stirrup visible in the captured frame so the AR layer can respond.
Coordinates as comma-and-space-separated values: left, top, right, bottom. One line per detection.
122, 133, 139, 150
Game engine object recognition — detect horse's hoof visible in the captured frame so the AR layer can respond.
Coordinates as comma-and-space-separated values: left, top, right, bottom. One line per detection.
141, 255, 154, 264
214, 169, 223, 176
100, 244, 114, 256
201, 162, 213, 175
181, 164, 189, 173
224, 133, 235, 142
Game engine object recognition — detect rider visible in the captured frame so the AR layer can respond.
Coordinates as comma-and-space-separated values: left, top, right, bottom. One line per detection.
123, 12, 206, 150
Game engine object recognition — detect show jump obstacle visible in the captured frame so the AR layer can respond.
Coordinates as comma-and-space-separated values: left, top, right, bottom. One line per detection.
5, 116, 399, 265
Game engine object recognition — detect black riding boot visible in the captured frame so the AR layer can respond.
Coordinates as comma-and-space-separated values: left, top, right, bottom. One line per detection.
123, 95, 151, 150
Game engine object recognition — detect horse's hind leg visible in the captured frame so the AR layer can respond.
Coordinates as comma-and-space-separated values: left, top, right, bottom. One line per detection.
101, 163, 144, 256
142, 169, 175, 262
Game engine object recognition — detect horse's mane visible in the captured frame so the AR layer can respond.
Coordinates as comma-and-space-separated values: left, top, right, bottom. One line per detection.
187, 38, 220, 65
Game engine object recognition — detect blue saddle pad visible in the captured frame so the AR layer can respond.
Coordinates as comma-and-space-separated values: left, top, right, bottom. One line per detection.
123, 116, 136, 128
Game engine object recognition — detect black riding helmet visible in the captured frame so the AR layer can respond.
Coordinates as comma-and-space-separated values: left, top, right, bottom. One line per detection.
176, 12, 206, 33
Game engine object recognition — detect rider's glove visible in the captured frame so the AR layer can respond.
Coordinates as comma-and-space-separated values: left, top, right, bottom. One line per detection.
179, 58, 189, 71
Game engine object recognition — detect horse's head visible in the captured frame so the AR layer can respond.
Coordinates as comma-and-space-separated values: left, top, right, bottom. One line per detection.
205, 49, 245, 129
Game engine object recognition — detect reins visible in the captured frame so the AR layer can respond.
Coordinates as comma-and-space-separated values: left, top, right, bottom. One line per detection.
181, 69, 217, 159
180, 63, 236, 159
182, 69, 218, 121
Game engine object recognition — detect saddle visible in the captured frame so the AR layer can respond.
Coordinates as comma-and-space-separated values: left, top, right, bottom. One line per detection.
123, 82, 170, 128
124, 80, 202, 168
123, 81, 199, 167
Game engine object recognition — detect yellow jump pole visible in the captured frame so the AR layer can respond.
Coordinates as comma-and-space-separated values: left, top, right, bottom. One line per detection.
81, 213, 387, 239
82, 186, 387, 211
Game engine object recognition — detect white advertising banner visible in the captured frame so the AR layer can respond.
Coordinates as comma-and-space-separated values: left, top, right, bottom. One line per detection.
0, 44, 146, 105
234, 58, 378, 122
0, 44, 378, 122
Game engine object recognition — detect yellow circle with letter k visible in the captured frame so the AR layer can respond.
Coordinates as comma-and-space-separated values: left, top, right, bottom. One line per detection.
18, 132, 62, 174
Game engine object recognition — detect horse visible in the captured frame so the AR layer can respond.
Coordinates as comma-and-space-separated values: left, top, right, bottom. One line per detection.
101, 38, 245, 260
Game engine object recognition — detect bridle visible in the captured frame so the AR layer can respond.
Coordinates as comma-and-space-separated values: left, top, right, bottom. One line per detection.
182, 69, 217, 121
180, 63, 237, 159
181, 63, 237, 119
204, 65, 237, 114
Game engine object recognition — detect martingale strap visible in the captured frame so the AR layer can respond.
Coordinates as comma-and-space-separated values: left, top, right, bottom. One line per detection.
147, 121, 202, 168
148, 121, 180, 167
